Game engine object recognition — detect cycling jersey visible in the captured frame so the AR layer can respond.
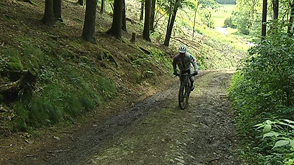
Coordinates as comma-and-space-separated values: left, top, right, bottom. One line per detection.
173, 52, 199, 74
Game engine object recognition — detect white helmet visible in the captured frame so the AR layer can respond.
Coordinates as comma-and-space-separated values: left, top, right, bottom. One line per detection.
178, 46, 187, 53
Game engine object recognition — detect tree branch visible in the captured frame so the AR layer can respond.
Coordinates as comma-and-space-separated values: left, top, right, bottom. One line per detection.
0, 70, 36, 94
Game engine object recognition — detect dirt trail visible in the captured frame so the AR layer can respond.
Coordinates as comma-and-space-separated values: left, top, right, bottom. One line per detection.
85, 70, 240, 165
3, 70, 240, 165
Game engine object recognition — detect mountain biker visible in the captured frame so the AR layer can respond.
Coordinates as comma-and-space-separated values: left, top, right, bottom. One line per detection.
173, 46, 199, 91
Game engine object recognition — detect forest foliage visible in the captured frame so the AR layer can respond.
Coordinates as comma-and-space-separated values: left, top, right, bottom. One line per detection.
229, 0, 294, 164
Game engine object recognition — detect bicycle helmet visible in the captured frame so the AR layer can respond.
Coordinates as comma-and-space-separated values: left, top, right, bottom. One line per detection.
178, 46, 187, 53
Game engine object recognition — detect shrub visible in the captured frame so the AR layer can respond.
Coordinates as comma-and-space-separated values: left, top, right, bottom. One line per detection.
231, 11, 250, 35
230, 31, 294, 164
255, 119, 294, 164
200, 9, 215, 28
224, 17, 236, 28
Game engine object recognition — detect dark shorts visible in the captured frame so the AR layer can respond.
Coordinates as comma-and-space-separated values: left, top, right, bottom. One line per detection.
180, 70, 193, 83
181, 70, 191, 74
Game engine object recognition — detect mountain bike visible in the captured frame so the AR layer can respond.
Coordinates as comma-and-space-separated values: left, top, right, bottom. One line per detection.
176, 73, 193, 110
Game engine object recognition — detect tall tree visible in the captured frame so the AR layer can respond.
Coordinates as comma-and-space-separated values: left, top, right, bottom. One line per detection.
82, 0, 98, 43
140, 0, 144, 20
185, 0, 218, 38
100, 0, 105, 14
78, 0, 83, 5
107, 0, 123, 39
233, 0, 262, 34
122, 0, 127, 31
42, 0, 56, 25
191, 0, 200, 38
261, 0, 268, 39
53, 0, 62, 21
268, 0, 279, 34
143, 0, 151, 41
272, 0, 279, 19
288, 0, 294, 35
150, 0, 156, 31
164, 0, 180, 46
243, 0, 260, 22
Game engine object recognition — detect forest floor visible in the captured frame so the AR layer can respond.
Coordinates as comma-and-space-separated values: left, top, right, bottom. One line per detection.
0, 69, 243, 165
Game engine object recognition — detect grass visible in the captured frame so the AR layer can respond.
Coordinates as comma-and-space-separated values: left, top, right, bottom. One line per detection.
0, 38, 117, 131
212, 4, 236, 27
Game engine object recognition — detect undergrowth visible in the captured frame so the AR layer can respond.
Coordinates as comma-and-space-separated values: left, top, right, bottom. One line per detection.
0, 40, 118, 132
0, 35, 172, 133
229, 29, 294, 164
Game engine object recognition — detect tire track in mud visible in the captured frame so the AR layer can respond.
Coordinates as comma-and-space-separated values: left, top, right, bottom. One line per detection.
185, 70, 240, 165
84, 69, 241, 165
48, 85, 179, 165
7, 70, 235, 165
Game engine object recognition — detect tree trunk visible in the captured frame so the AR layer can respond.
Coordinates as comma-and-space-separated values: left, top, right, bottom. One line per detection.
122, 0, 127, 31
82, 0, 98, 43
78, 0, 83, 5
272, 0, 279, 19
166, 1, 172, 31
192, 1, 200, 38
107, 0, 123, 39
288, 1, 294, 36
261, 0, 268, 39
150, 0, 156, 32
164, 0, 179, 46
131, 32, 136, 43
53, 0, 62, 21
100, 0, 105, 14
140, 0, 144, 21
143, 0, 151, 41
42, 0, 56, 25
153, 13, 164, 30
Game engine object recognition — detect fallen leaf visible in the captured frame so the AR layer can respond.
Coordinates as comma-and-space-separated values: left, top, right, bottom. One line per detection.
24, 139, 33, 144
53, 136, 60, 141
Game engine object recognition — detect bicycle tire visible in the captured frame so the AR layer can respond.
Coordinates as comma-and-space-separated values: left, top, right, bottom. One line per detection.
178, 82, 189, 109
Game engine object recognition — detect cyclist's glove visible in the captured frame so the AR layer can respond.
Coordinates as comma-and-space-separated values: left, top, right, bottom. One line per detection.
192, 71, 198, 76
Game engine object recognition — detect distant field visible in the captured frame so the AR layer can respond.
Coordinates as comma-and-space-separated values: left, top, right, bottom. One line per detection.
212, 4, 235, 27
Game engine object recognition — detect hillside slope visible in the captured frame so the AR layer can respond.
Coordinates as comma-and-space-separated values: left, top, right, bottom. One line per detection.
0, 0, 175, 132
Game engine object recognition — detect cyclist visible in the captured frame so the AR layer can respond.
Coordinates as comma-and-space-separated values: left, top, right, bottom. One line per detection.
173, 46, 199, 91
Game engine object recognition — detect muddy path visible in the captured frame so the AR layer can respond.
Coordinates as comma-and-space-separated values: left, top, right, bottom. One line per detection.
4, 70, 240, 165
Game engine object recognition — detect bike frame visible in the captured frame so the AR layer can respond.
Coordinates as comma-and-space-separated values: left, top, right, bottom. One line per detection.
177, 73, 192, 109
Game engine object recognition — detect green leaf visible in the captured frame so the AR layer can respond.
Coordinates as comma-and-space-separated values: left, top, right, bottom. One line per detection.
273, 140, 290, 148
265, 120, 273, 125
283, 119, 294, 125
263, 132, 280, 138
254, 123, 265, 130
277, 122, 294, 129
263, 124, 272, 133
254, 123, 263, 127
290, 140, 294, 148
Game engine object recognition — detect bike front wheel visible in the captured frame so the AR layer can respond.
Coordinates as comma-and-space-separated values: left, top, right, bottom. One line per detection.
178, 83, 190, 109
